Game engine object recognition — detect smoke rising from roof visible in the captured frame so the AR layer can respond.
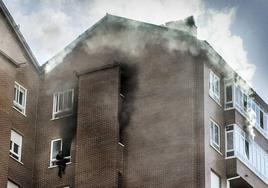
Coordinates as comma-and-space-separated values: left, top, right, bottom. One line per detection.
4, 0, 255, 83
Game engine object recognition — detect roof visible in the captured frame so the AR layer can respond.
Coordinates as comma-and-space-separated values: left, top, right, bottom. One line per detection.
0, 0, 41, 72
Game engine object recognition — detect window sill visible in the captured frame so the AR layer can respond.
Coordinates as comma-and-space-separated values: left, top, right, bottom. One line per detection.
119, 142, 125, 147
210, 144, 223, 156
209, 94, 222, 107
51, 113, 73, 121
12, 106, 26, 117
48, 162, 72, 169
9, 155, 23, 165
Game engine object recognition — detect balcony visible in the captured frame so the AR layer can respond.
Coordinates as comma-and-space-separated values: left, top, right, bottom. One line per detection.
224, 80, 268, 140
226, 124, 268, 185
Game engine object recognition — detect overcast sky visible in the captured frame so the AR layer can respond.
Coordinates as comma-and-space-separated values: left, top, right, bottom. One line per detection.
3, 0, 268, 103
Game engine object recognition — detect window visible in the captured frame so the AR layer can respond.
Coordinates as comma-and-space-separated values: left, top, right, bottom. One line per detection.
210, 120, 220, 152
52, 89, 74, 119
211, 171, 220, 188
209, 70, 220, 103
7, 180, 19, 188
226, 125, 234, 157
10, 130, 22, 162
224, 84, 233, 109
245, 139, 250, 159
260, 110, 264, 129
50, 139, 71, 167
13, 82, 27, 115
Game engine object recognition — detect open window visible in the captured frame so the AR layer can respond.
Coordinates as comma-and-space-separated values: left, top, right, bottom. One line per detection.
10, 130, 22, 162
50, 138, 71, 167
13, 82, 27, 115
52, 89, 74, 119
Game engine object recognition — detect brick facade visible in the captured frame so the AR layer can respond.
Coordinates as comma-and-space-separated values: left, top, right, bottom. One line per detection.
0, 1, 268, 188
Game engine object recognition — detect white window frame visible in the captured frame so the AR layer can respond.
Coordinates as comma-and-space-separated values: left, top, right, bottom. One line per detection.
13, 82, 27, 115
49, 138, 71, 167
10, 130, 22, 162
224, 84, 234, 109
50, 138, 62, 167
52, 89, 74, 120
225, 125, 235, 158
209, 70, 220, 104
210, 119, 221, 152
211, 170, 221, 188
7, 180, 20, 188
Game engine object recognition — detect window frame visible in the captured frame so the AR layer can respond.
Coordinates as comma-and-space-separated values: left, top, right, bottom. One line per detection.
49, 138, 71, 168
224, 84, 233, 109
210, 170, 221, 188
209, 70, 221, 104
13, 81, 27, 115
52, 89, 74, 120
50, 138, 62, 167
10, 130, 22, 162
210, 119, 221, 153
7, 180, 20, 188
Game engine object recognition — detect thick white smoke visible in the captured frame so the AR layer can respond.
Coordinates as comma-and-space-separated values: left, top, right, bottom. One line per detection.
3, 0, 255, 83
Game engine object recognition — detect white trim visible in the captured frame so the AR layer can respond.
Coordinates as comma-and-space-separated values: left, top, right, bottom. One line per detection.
49, 138, 72, 168
227, 176, 240, 188
10, 130, 22, 162
224, 83, 234, 109
52, 89, 74, 120
210, 119, 221, 153
9, 155, 24, 165
7, 180, 20, 188
118, 142, 125, 147
13, 81, 27, 116
210, 170, 221, 188
50, 138, 62, 167
209, 70, 221, 105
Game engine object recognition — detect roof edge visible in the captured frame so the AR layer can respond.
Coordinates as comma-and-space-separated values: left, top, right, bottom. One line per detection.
0, 0, 41, 72
77, 62, 120, 76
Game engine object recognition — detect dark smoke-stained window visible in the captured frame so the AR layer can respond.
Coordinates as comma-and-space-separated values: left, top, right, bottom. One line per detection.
50, 138, 71, 167
13, 81, 27, 115
52, 89, 74, 119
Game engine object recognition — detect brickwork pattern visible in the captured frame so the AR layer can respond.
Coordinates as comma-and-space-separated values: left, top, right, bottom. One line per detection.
75, 67, 120, 188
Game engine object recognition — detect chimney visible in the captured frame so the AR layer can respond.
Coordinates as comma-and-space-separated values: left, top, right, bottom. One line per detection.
165, 16, 197, 37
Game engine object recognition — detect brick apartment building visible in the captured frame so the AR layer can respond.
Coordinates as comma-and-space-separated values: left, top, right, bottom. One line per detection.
0, 1, 268, 188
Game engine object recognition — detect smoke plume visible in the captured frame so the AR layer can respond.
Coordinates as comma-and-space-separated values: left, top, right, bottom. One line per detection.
3, 0, 255, 83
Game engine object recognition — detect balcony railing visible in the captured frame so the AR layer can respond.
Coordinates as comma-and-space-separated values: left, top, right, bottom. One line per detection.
226, 124, 268, 184
224, 81, 268, 139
